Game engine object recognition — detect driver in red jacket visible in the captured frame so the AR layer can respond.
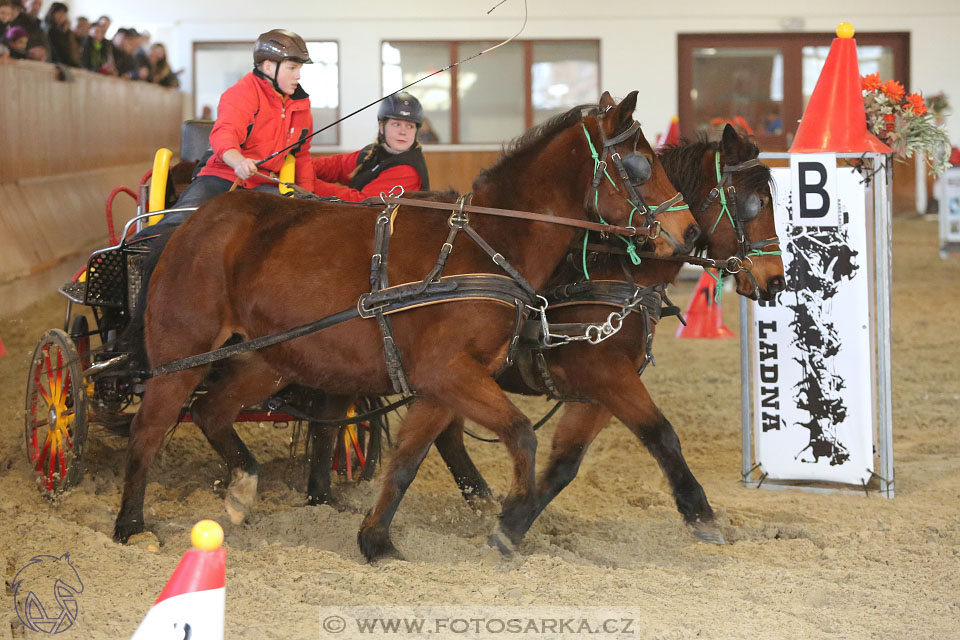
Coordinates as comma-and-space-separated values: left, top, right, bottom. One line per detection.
171, 29, 315, 211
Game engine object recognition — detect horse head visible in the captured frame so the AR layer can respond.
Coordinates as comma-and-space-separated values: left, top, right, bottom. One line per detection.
663, 124, 785, 301
581, 91, 700, 258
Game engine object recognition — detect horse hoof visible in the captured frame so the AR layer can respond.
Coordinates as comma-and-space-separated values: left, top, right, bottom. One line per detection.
307, 492, 335, 507
691, 521, 726, 545
225, 470, 259, 525
358, 526, 402, 562
113, 520, 144, 544
485, 531, 515, 557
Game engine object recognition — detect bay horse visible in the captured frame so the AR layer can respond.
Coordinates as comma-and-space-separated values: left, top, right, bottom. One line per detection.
113, 91, 700, 555
387, 124, 785, 547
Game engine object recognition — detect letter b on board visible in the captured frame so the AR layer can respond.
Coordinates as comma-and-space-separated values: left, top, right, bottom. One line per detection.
790, 153, 838, 227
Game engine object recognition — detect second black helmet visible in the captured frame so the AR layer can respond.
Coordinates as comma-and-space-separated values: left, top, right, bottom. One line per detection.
378, 92, 423, 126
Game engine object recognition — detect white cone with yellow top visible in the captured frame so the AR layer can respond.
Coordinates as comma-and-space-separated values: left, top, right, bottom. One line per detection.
131, 520, 226, 640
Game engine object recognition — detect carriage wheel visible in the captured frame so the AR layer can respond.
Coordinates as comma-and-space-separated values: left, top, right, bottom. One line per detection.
24, 329, 89, 494
332, 400, 385, 482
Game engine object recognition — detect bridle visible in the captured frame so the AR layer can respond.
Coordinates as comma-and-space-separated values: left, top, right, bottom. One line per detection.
698, 151, 781, 290
580, 111, 690, 277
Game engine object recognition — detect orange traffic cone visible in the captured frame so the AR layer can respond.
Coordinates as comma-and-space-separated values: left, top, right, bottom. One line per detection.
656, 116, 680, 149
131, 520, 226, 640
790, 22, 891, 154
675, 270, 735, 339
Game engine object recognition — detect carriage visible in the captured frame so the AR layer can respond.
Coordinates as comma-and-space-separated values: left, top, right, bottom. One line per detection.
24, 122, 386, 495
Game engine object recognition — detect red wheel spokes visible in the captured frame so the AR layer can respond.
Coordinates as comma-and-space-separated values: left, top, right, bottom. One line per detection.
36, 436, 51, 472
29, 429, 39, 463
46, 444, 56, 490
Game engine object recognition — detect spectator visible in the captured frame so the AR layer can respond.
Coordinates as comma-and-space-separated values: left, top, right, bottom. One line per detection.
0, 0, 15, 39
26, 41, 44, 60
130, 28, 150, 80
5, 24, 27, 58
42, 2, 77, 66
80, 19, 113, 73
148, 42, 179, 88
22, 0, 37, 17
111, 27, 136, 78
0, 41, 9, 61
73, 15, 88, 46
11, 0, 45, 52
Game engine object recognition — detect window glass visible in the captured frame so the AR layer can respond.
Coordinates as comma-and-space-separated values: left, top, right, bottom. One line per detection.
531, 42, 599, 124
300, 42, 339, 146
382, 41, 451, 144
458, 41, 524, 143
193, 41, 339, 145
691, 47, 784, 138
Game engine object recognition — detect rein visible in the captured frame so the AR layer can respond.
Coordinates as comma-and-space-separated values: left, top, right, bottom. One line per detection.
381, 196, 654, 238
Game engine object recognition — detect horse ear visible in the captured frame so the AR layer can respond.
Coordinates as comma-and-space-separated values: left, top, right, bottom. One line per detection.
720, 123, 741, 160
616, 90, 639, 125
599, 91, 615, 110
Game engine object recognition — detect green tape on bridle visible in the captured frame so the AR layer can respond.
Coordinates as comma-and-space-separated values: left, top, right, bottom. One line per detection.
580, 123, 690, 277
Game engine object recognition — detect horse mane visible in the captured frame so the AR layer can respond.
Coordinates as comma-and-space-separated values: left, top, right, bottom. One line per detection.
475, 104, 598, 186
659, 136, 771, 208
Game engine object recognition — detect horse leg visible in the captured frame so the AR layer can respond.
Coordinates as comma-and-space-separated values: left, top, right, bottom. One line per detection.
523, 402, 612, 529
357, 399, 456, 561
305, 394, 356, 506
114, 369, 206, 543
433, 416, 493, 502
417, 358, 538, 553
190, 356, 282, 524
595, 373, 723, 544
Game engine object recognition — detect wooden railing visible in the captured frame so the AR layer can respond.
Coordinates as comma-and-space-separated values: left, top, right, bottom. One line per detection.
0, 60, 182, 315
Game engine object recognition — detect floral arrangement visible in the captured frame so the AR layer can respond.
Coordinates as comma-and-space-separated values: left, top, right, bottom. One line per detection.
862, 73, 951, 176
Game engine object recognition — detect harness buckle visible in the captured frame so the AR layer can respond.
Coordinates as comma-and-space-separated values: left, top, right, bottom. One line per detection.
646, 219, 661, 240
724, 256, 743, 273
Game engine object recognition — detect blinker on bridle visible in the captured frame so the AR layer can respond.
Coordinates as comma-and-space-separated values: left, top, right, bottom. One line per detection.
699, 151, 782, 301
580, 112, 690, 278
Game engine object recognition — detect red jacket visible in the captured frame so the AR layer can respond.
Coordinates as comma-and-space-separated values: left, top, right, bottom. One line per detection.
312, 150, 422, 201
200, 71, 315, 192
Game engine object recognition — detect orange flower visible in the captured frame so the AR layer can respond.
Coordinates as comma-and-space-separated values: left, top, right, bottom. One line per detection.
906, 93, 927, 115
880, 79, 905, 102
861, 73, 881, 92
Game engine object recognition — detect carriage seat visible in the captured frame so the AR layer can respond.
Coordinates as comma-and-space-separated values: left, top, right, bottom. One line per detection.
180, 119, 215, 164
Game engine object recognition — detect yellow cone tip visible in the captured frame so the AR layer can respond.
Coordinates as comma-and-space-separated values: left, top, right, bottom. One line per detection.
191, 519, 224, 551
836, 22, 855, 39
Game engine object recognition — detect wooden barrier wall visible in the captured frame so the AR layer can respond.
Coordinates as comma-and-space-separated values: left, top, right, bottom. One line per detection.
422, 150, 501, 193
0, 60, 181, 316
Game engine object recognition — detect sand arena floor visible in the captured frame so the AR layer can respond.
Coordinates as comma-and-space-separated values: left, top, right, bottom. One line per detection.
1, 216, 958, 639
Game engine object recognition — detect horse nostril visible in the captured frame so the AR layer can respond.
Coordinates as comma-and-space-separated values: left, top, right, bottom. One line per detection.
683, 225, 700, 246
768, 275, 786, 293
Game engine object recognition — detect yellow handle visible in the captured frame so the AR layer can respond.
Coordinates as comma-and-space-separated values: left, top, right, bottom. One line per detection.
278, 154, 296, 195
147, 148, 173, 225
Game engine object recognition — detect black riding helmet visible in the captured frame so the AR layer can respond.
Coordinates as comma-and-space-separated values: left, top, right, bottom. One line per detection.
378, 91, 423, 127
253, 29, 312, 94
